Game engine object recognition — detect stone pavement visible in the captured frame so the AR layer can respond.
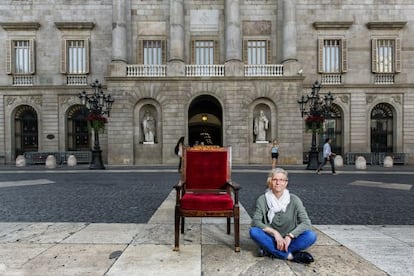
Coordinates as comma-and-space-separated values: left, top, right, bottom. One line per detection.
0, 165, 413, 275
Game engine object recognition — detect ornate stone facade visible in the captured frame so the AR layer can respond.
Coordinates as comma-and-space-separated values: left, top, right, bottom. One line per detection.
0, 0, 413, 165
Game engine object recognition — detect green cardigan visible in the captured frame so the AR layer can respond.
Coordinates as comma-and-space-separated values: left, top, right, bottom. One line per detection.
251, 193, 312, 238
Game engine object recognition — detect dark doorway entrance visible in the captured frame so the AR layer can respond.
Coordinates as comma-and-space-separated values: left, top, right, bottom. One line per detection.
67, 105, 90, 151
371, 103, 393, 153
188, 95, 222, 146
14, 105, 38, 156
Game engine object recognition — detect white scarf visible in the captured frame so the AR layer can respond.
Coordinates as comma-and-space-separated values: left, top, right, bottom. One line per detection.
265, 189, 291, 222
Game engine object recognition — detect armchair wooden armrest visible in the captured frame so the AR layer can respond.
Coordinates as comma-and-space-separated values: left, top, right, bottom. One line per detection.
174, 180, 185, 204
227, 181, 240, 191
226, 181, 240, 204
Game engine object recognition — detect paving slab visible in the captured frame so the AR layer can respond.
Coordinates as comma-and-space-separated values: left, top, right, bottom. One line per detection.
62, 223, 140, 244
21, 244, 123, 276
316, 225, 414, 276
106, 244, 201, 276
0, 222, 87, 243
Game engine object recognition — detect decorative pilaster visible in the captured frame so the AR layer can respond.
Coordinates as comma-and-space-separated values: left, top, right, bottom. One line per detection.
112, 0, 127, 63
168, 0, 185, 76
224, 0, 243, 76
282, 0, 297, 61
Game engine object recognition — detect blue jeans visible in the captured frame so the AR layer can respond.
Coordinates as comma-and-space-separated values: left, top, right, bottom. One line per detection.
249, 227, 317, 259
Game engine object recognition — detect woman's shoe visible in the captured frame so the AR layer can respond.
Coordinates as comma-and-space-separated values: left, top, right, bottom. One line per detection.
257, 248, 270, 257
292, 251, 314, 264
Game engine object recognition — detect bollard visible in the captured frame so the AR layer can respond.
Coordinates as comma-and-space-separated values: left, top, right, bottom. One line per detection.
383, 156, 393, 168
355, 156, 366, 170
45, 155, 57, 169
16, 155, 26, 167
334, 155, 343, 167
67, 155, 77, 167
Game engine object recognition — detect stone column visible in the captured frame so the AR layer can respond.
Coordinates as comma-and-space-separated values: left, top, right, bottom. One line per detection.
282, 0, 297, 61
110, 0, 127, 76
224, 0, 243, 76
282, 0, 300, 75
112, 0, 127, 62
168, 0, 185, 76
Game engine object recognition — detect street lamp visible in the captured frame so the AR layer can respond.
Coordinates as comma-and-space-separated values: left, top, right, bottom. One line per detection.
79, 79, 114, 169
298, 81, 334, 170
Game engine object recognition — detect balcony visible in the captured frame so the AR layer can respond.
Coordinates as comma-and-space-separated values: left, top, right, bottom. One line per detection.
321, 74, 342, 85
13, 75, 34, 86
66, 75, 88, 86
126, 65, 166, 77
374, 74, 395, 84
122, 64, 285, 78
185, 65, 225, 77
244, 64, 284, 77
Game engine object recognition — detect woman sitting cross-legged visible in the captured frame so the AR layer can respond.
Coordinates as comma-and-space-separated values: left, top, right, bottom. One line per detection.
250, 168, 317, 264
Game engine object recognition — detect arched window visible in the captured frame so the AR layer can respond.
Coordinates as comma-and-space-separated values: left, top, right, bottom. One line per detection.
15, 105, 38, 156
67, 105, 89, 150
371, 103, 393, 152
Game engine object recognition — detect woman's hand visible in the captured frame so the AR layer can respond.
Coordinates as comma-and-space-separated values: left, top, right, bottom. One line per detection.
283, 236, 292, 251
264, 227, 290, 252
274, 232, 287, 251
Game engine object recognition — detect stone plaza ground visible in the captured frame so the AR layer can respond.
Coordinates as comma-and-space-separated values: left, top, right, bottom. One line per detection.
0, 165, 413, 275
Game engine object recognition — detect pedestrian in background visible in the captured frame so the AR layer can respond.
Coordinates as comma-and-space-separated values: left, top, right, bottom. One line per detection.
174, 136, 185, 173
271, 139, 280, 169
316, 138, 336, 175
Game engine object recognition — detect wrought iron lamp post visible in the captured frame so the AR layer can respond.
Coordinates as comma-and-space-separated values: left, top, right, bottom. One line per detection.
298, 81, 334, 170
79, 79, 114, 169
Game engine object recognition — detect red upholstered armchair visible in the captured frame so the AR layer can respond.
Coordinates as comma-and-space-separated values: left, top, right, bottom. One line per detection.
173, 146, 241, 252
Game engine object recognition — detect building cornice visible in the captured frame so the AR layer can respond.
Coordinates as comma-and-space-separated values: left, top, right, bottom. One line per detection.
313, 21, 354, 30
55, 22, 95, 30
0, 22, 41, 30
366, 21, 407, 30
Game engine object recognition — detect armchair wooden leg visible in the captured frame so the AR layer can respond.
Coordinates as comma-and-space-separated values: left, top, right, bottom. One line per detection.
174, 211, 180, 251
234, 207, 240, 252
227, 217, 231, 234
181, 216, 185, 234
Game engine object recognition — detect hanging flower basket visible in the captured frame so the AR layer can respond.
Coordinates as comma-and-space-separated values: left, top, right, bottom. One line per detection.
305, 115, 324, 133
86, 113, 108, 133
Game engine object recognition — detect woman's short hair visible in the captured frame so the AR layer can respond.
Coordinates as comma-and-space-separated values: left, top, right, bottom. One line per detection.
266, 168, 288, 187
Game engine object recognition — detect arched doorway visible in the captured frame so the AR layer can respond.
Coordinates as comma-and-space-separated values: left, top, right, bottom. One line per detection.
319, 103, 343, 155
188, 95, 222, 146
371, 103, 394, 153
67, 105, 90, 151
14, 105, 38, 156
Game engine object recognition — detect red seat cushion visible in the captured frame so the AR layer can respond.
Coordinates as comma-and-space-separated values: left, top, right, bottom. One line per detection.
180, 193, 234, 211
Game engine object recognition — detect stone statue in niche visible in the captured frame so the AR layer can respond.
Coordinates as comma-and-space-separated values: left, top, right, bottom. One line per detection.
254, 110, 269, 142
142, 110, 156, 143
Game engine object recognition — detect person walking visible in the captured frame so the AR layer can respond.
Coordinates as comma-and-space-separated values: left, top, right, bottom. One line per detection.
316, 138, 336, 175
250, 168, 317, 264
271, 139, 280, 169
174, 136, 185, 173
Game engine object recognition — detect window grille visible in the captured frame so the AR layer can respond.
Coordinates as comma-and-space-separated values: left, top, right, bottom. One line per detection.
318, 38, 347, 74
371, 38, 400, 74
322, 40, 340, 73
67, 40, 87, 74
247, 40, 267, 65
143, 40, 162, 65
14, 40, 31, 74
195, 41, 214, 65
376, 39, 394, 73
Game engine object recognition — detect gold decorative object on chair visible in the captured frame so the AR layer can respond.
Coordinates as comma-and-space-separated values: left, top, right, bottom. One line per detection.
173, 146, 241, 252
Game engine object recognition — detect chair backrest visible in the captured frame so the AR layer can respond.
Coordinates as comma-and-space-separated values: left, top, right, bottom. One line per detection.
184, 147, 230, 190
